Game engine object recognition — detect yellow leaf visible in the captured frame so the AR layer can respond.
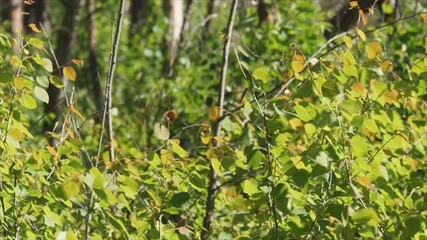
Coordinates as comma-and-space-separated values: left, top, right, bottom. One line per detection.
351, 83, 366, 93
71, 59, 83, 66
63, 66, 76, 81
291, 60, 304, 73
380, 59, 393, 72
200, 134, 211, 145
359, 9, 367, 26
349, 1, 358, 8
294, 54, 305, 66
356, 28, 366, 42
356, 176, 372, 189
343, 35, 353, 49
28, 23, 41, 33
365, 41, 382, 60
46, 146, 58, 158
420, 12, 427, 23
208, 107, 220, 120
14, 76, 24, 90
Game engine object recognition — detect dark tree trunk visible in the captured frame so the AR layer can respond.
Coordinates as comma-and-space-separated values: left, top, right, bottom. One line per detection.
86, 0, 103, 123
23, 0, 51, 34
129, 0, 145, 37
324, 0, 400, 39
44, 0, 81, 140
9, 0, 23, 55
200, 0, 217, 51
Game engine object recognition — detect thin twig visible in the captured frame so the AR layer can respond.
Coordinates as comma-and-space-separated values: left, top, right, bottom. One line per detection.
97, 0, 126, 164
201, 0, 239, 239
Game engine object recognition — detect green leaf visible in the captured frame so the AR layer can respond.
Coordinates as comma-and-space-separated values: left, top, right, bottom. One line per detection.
120, 177, 139, 199
352, 208, 380, 226
63, 178, 80, 199
294, 105, 314, 122
404, 217, 421, 237
322, 80, 340, 98
50, 75, 64, 88
211, 157, 222, 176
343, 50, 356, 65
154, 123, 169, 140
343, 65, 358, 78
241, 179, 259, 196
89, 168, 104, 189
34, 86, 49, 103
28, 38, 44, 49
22, 94, 37, 109
36, 76, 49, 88
252, 67, 269, 83
171, 141, 188, 158
170, 192, 190, 207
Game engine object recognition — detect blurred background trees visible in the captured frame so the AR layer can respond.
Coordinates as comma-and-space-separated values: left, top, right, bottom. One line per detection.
0, 0, 426, 239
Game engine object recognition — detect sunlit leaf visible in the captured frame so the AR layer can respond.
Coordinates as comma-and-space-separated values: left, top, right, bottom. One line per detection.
14, 76, 24, 90
211, 157, 222, 176
34, 86, 49, 103
63, 66, 76, 81
343, 35, 353, 49
356, 28, 366, 42
50, 75, 64, 88
28, 23, 41, 33
22, 94, 37, 109
252, 67, 269, 83
365, 41, 382, 60
292, 60, 304, 73
63, 178, 81, 199
241, 179, 259, 196
29, 38, 44, 49
154, 123, 169, 140
352, 208, 380, 226
46, 146, 58, 158
294, 105, 313, 122
356, 176, 372, 189
208, 107, 220, 120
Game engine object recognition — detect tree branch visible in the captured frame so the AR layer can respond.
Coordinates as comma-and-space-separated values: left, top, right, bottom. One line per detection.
201, 0, 239, 239
97, 0, 126, 163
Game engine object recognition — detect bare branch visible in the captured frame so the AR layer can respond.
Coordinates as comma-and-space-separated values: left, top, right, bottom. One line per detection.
201, 0, 239, 239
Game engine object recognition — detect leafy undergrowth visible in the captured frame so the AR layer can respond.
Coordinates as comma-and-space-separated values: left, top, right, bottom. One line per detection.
0, 9, 427, 240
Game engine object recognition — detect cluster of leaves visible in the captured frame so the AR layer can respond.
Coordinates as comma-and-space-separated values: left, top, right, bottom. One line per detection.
0, 1, 426, 239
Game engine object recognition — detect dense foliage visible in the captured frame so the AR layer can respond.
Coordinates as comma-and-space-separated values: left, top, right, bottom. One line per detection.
0, 1, 426, 239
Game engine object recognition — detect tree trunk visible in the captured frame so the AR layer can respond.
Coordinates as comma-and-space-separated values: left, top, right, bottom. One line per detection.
86, 0, 103, 123
200, 0, 217, 51
23, 0, 51, 34
129, 0, 146, 37
162, 0, 184, 76
44, 0, 81, 140
9, 0, 23, 55
324, 0, 400, 39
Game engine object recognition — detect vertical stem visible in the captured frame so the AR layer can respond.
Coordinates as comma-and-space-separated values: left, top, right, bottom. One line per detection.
86, 0, 104, 123
201, 0, 238, 239
99, 0, 126, 163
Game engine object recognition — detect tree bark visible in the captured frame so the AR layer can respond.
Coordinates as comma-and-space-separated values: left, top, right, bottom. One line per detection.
9, 0, 23, 55
23, 0, 51, 34
44, 0, 81, 138
86, 0, 103, 123
162, 0, 184, 76
129, 0, 146, 37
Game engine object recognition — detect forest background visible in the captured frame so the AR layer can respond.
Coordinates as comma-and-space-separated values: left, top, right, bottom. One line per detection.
0, 0, 427, 239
